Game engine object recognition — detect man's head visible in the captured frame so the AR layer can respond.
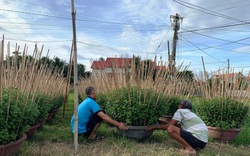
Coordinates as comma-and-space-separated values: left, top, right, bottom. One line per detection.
85, 86, 96, 99
178, 100, 192, 110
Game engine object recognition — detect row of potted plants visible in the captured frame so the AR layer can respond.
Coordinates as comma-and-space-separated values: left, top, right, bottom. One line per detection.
79, 57, 250, 141
0, 89, 64, 155
95, 88, 250, 141
193, 97, 249, 141
99, 87, 181, 126
0, 40, 67, 156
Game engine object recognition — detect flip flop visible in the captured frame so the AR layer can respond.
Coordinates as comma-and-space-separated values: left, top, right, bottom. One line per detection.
92, 135, 105, 141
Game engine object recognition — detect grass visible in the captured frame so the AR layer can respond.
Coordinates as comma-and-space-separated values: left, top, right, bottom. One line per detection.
20, 93, 250, 156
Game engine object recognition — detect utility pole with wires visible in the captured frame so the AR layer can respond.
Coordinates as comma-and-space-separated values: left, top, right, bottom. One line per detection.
169, 13, 183, 74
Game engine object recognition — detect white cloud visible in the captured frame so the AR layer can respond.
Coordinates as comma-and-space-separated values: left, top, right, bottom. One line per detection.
0, 0, 32, 34
1, 0, 250, 74
234, 46, 250, 53
55, 0, 70, 6
121, 0, 169, 24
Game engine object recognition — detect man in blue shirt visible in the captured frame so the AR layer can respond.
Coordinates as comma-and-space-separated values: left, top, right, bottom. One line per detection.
71, 86, 127, 140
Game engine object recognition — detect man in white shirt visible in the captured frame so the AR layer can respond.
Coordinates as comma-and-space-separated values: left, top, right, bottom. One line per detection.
147, 100, 208, 155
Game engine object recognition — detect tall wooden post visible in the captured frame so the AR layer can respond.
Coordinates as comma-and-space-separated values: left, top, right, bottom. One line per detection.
71, 0, 79, 155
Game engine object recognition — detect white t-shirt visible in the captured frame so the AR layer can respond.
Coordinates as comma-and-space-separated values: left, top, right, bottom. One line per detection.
173, 109, 208, 143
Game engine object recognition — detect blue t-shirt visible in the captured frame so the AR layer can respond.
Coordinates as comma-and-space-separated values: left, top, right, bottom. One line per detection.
71, 97, 101, 134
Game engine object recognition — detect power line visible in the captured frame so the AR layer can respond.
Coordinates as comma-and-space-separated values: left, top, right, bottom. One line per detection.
0, 8, 168, 27
176, 0, 250, 21
182, 21, 250, 33
5, 37, 71, 43
173, 0, 245, 22
182, 28, 250, 46
180, 35, 225, 63
184, 25, 250, 33
178, 36, 250, 54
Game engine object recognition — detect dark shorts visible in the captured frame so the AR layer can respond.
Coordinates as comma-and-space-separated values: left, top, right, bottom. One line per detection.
79, 110, 103, 138
180, 129, 207, 150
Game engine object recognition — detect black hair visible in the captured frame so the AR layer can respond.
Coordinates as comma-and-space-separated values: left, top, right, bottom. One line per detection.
181, 100, 192, 110
85, 86, 95, 96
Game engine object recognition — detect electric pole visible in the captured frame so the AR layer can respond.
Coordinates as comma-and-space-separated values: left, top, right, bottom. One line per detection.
169, 13, 183, 74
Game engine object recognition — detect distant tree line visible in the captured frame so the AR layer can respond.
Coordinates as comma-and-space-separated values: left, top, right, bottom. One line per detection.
4, 55, 89, 84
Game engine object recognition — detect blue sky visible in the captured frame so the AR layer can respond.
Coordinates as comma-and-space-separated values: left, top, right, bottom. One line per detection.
1, 0, 250, 75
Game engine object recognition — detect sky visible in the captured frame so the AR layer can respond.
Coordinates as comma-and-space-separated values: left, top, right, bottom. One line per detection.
0, 0, 250, 75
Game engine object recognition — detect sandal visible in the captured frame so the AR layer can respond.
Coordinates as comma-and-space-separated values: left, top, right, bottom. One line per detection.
92, 135, 105, 141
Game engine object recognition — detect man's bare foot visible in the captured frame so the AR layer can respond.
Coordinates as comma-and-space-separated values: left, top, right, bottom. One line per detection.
179, 149, 196, 155
89, 133, 96, 139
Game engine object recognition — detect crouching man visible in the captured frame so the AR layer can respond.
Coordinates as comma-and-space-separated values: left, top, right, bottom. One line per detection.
147, 100, 208, 155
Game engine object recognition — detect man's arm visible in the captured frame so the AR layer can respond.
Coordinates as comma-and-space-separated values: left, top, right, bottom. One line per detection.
97, 111, 128, 130
146, 119, 179, 131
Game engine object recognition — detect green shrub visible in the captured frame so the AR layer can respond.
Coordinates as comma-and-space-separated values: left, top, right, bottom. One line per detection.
33, 94, 52, 125
0, 88, 39, 144
96, 93, 108, 111
48, 95, 64, 113
194, 97, 249, 130
22, 102, 40, 127
104, 87, 181, 126
164, 96, 182, 116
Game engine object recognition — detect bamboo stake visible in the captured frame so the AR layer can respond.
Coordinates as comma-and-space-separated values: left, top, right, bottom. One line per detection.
0, 36, 4, 101
71, 0, 79, 155
63, 42, 73, 118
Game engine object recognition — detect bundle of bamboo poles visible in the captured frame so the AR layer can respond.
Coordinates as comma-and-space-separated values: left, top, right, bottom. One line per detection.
79, 55, 250, 107
78, 56, 195, 103
0, 37, 67, 112
195, 68, 250, 104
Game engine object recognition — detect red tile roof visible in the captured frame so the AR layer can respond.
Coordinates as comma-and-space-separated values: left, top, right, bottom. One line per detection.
91, 57, 168, 70
105, 58, 132, 68
91, 58, 132, 70
217, 73, 240, 80
91, 61, 105, 70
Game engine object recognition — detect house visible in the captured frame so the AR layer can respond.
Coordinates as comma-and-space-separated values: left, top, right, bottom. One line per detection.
90, 60, 106, 76
105, 57, 132, 74
91, 57, 132, 76
212, 72, 245, 84
91, 57, 167, 77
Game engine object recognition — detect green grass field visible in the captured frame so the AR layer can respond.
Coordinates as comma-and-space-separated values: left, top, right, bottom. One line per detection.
20, 93, 250, 156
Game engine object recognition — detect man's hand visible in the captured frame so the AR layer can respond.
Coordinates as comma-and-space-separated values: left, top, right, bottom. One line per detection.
118, 122, 128, 130
146, 126, 155, 131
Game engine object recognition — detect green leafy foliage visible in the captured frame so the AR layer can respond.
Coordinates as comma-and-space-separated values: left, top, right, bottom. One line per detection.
48, 95, 64, 113
0, 89, 39, 145
33, 94, 52, 125
165, 97, 181, 116
96, 93, 108, 111
102, 87, 181, 126
194, 97, 250, 130
22, 102, 40, 127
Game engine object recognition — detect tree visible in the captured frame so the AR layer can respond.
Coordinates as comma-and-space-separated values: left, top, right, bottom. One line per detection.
177, 70, 194, 81
77, 64, 85, 77
68, 63, 86, 84
99, 57, 105, 61
53, 57, 66, 69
